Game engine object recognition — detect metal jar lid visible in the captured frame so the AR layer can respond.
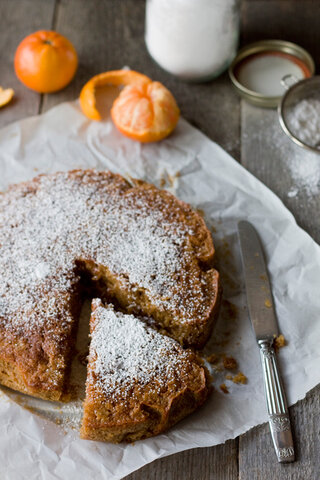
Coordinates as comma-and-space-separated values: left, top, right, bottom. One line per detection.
228, 40, 315, 108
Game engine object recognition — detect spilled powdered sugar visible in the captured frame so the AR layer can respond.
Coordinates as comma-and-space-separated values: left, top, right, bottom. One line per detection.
244, 107, 320, 199
0, 170, 206, 333
286, 97, 320, 149
90, 302, 190, 398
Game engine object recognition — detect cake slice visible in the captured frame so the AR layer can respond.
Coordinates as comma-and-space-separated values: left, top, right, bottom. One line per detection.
80, 300, 210, 443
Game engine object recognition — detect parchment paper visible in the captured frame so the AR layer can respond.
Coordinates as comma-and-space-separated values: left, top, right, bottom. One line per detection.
0, 101, 319, 480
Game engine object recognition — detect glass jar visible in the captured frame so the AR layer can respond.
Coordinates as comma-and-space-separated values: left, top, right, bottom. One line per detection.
145, 0, 240, 82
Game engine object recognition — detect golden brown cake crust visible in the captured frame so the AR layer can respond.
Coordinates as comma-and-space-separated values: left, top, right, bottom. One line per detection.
0, 169, 219, 400
80, 300, 210, 443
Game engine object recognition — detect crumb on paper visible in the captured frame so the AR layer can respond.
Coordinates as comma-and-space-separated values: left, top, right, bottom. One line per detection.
158, 170, 180, 189
220, 383, 229, 394
225, 374, 233, 381
196, 208, 205, 217
274, 334, 286, 350
232, 372, 247, 384
214, 364, 224, 372
223, 356, 238, 370
264, 299, 272, 308
207, 353, 219, 364
159, 177, 166, 188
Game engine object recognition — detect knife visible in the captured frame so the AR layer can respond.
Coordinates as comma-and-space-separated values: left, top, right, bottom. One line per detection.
237, 220, 295, 463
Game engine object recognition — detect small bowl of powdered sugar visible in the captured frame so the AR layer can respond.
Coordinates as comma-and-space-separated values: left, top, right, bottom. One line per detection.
279, 75, 320, 153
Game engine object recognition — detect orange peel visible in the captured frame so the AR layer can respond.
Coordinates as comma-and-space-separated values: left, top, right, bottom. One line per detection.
79, 69, 180, 142
0, 87, 14, 108
79, 70, 150, 121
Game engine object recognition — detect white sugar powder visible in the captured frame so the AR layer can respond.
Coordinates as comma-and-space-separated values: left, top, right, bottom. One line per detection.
243, 107, 320, 199
90, 301, 190, 399
145, 0, 239, 81
286, 98, 320, 148
0, 171, 207, 334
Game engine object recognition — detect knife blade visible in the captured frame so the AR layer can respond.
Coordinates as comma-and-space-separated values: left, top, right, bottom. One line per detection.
237, 220, 295, 463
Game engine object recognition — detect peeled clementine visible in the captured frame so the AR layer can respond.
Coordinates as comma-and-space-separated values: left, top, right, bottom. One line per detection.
79, 70, 180, 143
14, 30, 78, 93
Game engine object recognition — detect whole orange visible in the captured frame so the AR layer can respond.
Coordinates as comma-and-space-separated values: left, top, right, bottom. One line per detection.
14, 30, 78, 93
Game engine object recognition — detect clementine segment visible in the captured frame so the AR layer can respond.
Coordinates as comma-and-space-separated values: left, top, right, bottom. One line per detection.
14, 30, 78, 93
0, 87, 14, 108
111, 81, 180, 142
79, 69, 180, 143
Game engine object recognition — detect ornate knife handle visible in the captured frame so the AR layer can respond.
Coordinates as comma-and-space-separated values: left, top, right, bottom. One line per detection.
258, 339, 295, 463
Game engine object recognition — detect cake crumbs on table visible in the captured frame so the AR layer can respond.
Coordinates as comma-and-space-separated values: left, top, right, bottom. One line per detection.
206, 353, 219, 364
264, 299, 272, 308
220, 383, 229, 394
274, 334, 286, 351
159, 177, 166, 188
232, 372, 247, 384
223, 356, 238, 370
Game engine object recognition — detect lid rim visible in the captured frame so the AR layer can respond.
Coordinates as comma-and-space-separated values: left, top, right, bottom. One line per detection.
278, 76, 320, 154
229, 39, 315, 107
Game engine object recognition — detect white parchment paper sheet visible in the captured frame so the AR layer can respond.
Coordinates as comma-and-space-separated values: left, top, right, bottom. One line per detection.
0, 101, 319, 480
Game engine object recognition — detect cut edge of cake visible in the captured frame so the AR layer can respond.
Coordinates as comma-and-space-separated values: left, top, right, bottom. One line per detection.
80, 299, 211, 443
0, 169, 220, 403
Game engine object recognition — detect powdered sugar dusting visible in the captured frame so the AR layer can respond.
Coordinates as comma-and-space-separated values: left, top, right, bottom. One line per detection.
90, 301, 191, 398
0, 170, 207, 334
286, 97, 320, 148
243, 107, 320, 199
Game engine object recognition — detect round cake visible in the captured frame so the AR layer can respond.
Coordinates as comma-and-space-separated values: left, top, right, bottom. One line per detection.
0, 169, 220, 401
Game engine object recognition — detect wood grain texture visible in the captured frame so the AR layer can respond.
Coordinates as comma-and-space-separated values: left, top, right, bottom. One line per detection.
0, 0, 56, 128
42, 0, 241, 160
239, 386, 320, 480
0, 0, 319, 479
239, 2, 320, 479
241, 0, 320, 73
240, 0, 320, 243
127, 442, 238, 480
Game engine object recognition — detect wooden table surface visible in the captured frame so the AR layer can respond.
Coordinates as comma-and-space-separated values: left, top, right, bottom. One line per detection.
1, 1, 319, 479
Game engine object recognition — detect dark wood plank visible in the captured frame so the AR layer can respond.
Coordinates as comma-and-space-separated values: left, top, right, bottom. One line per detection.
241, 103, 320, 242
239, 1, 320, 478
126, 442, 238, 480
0, 0, 56, 128
241, 0, 320, 75
239, 386, 320, 480
239, 102, 320, 480
240, 0, 320, 241
42, 0, 241, 160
